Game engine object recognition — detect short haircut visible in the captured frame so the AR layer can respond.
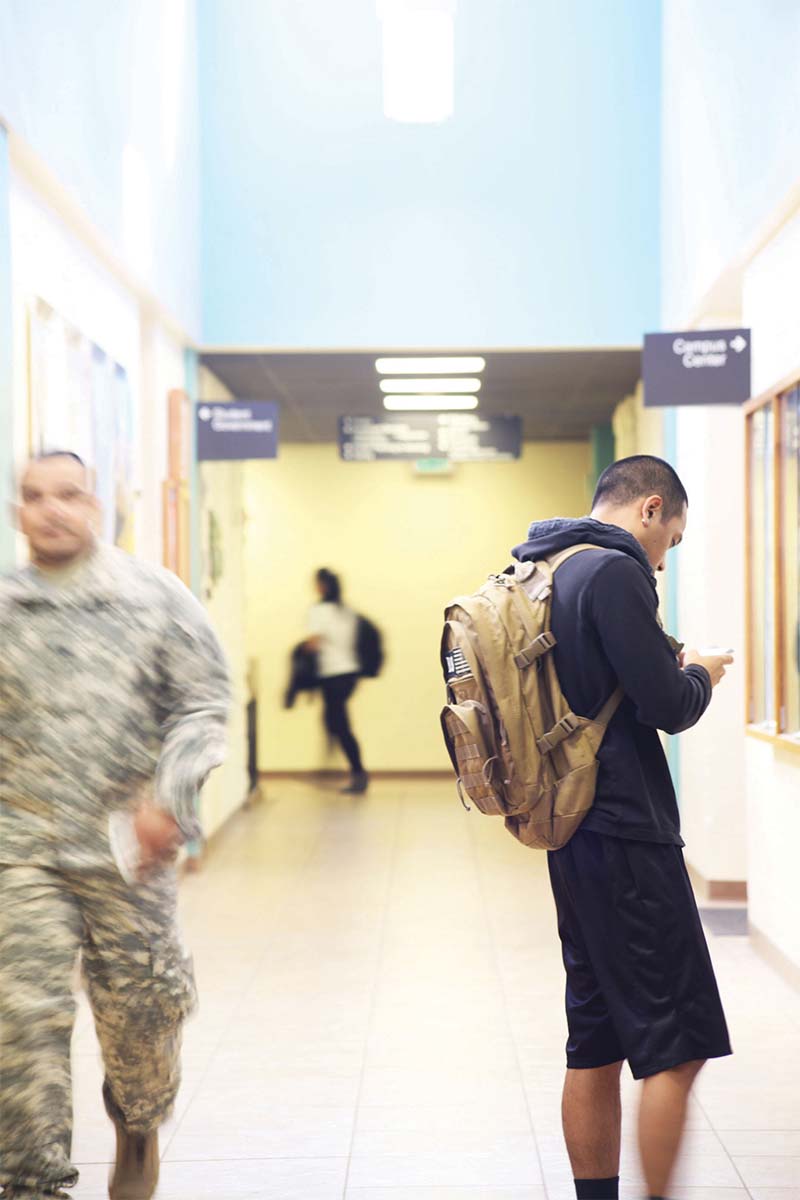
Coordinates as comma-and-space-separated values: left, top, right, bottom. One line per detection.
592, 455, 688, 520
316, 568, 342, 604
35, 450, 87, 468
14, 450, 93, 496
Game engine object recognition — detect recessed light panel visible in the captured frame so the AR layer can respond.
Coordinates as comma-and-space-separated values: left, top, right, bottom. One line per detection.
375, 356, 486, 374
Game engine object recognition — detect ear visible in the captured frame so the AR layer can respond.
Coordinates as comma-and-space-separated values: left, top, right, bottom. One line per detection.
643, 494, 664, 520
10, 502, 22, 530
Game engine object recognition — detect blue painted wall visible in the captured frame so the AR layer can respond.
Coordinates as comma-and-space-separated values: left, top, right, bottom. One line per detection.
0, 0, 203, 338
198, 0, 662, 348
661, 0, 800, 325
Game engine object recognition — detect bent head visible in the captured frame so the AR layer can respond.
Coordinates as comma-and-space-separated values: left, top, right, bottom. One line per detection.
16, 452, 99, 567
315, 568, 341, 603
591, 455, 688, 572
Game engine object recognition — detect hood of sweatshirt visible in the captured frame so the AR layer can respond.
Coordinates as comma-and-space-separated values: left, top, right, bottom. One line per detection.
511, 516, 655, 584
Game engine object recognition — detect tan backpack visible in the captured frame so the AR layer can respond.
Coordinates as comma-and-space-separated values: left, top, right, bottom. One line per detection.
440, 545, 624, 849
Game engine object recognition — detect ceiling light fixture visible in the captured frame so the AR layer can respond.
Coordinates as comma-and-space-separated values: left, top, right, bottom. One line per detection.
379, 377, 481, 394
383, 394, 478, 411
378, 0, 457, 124
375, 356, 485, 374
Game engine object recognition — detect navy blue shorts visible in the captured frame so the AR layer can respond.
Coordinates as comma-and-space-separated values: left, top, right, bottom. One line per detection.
548, 829, 732, 1080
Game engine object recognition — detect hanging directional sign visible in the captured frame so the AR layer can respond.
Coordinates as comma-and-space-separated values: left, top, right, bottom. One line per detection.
339, 414, 522, 462
643, 329, 751, 407
196, 401, 279, 461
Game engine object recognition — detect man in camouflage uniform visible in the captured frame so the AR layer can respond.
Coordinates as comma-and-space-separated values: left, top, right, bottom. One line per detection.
0, 452, 229, 1200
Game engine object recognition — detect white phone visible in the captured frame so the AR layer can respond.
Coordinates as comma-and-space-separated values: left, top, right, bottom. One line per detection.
698, 646, 735, 657
108, 810, 143, 885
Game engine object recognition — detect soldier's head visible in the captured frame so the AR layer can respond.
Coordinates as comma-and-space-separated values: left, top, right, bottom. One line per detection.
591, 455, 688, 573
16, 451, 100, 567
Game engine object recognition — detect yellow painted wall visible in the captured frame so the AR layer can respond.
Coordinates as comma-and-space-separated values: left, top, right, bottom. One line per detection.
612, 381, 664, 459
243, 440, 592, 771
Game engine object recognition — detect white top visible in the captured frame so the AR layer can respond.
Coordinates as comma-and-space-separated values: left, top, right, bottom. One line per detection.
308, 602, 360, 679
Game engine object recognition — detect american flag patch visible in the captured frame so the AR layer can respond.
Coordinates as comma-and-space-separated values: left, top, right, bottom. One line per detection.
445, 646, 472, 682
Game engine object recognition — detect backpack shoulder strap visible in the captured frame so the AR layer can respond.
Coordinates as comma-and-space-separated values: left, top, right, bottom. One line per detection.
548, 543, 626, 726
595, 685, 625, 726
547, 542, 607, 573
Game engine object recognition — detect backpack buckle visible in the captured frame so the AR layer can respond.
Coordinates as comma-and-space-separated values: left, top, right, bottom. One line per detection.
514, 630, 557, 668
536, 711, 580, 754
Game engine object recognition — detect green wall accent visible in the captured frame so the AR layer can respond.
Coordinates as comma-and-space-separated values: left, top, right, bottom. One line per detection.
590, 423, 616, 490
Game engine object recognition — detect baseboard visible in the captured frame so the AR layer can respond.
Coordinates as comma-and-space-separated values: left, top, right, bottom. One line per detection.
258, 769, 453, 782
749, 921, 800, 992
686, 861, 748, 903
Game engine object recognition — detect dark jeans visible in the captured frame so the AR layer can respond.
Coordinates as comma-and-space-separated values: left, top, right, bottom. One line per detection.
320, 674, 364, 774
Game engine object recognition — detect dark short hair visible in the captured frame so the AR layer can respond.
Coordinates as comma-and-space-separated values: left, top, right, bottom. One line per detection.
316, 568, 342, 604
35, 450, 87, 467
592, 455, 688, 520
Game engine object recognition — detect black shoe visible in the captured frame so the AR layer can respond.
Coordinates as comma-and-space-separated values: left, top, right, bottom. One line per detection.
341, 771, 369, 794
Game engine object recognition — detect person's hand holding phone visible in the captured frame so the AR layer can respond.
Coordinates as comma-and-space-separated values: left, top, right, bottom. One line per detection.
683, 647, 734, 688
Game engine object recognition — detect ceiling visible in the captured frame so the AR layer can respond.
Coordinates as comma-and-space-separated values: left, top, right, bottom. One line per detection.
199, 348, 643, 443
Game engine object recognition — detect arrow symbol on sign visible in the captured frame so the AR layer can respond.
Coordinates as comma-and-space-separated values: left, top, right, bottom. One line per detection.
730, 335, 747, 353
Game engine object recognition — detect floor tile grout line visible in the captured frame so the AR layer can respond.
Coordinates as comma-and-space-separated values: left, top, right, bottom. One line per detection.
691, 1088, 754, 1199
341, 790, 405, 1200
160, 789, 342, 1161
464, 812, 551, 1200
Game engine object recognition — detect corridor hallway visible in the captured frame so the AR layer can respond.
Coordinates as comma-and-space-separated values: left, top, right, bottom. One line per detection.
68, 781, 800, 1199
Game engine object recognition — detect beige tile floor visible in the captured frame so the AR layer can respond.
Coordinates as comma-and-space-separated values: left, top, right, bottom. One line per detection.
67, 780, 800, 1199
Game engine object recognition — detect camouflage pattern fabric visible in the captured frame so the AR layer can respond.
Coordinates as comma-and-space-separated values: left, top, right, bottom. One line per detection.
0, 543, 229, 1198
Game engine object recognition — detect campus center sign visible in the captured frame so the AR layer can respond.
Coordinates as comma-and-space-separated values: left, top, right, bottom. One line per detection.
643, 329, 751, 407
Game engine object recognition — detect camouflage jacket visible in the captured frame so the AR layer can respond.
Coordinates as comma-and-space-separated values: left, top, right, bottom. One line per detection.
0, 543, 229, 868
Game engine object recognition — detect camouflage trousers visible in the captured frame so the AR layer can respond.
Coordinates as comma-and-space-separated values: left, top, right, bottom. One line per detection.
0, 862, 196, 1199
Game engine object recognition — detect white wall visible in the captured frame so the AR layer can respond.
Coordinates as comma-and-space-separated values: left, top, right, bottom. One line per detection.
0, 0, 202, 338
743, 210, 800, 396
661, 0, 800, 327
675, 404, 748, 884
740, 209, 800, 969
8, 169, 142, 558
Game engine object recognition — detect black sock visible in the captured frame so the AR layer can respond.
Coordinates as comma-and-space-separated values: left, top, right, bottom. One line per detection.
574, 1178, 619, 1200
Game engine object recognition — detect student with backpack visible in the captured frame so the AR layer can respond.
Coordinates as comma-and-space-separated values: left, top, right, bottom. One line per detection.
307, 568, 381, 794
440, 456, 732, 1200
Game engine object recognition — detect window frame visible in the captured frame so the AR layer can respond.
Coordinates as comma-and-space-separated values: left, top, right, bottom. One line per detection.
744, 368, 800, 754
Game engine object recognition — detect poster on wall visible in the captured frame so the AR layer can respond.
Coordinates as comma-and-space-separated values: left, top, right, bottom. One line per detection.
27, 300, 135, 548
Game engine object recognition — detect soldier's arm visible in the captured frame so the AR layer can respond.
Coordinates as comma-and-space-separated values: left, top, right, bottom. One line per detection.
154, 579, 230, 843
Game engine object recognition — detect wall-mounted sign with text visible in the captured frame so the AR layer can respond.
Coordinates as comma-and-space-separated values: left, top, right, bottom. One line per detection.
643, 329, 751, 407
339, 413, 522, 462
196, 401, 279, 461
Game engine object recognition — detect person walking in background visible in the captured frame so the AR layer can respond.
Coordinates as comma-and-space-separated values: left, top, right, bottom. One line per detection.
307, 568, 369, 794
0, 451, 229, 1200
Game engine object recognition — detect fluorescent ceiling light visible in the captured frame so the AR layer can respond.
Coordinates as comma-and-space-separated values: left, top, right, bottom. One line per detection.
379, 0, 456, 124
379, 377, 481, 394
375, 356, 485, 374
384, 394, 478, 411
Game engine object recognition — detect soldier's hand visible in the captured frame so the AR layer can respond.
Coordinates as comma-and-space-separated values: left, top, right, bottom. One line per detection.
683, 649, 734, 688
133, 803, 182, 874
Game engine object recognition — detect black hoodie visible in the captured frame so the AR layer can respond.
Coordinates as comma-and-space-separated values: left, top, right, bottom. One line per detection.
512, 517, 712, 845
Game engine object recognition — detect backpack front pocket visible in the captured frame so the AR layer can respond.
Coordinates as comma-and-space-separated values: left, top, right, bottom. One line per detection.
440, 701, 507, 816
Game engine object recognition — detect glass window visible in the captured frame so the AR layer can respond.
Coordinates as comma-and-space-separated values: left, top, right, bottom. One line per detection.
749, 403, 776, 728
783, 387, 800, 736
